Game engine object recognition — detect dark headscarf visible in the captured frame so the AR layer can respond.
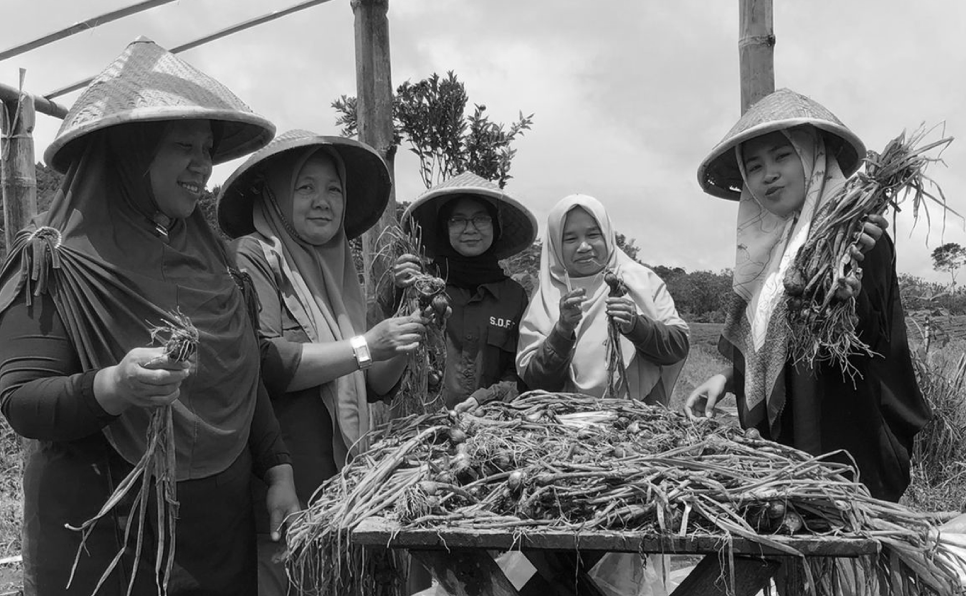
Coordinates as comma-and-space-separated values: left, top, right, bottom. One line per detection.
433, 195, 508, 289
0, 121, 260, 481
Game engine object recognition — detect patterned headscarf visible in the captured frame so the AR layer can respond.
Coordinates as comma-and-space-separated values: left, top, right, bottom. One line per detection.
721, 125, 848, 432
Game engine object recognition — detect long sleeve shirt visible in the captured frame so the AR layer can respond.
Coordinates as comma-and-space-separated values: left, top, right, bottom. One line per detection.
0, 290, 292, 478
520, 313, 690, 401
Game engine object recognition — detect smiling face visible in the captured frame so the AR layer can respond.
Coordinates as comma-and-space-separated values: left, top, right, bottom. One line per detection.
148, 119, 214, 219
740, 131, 807, 219
446, 196, 494, 257
561, 206, 608, 277
289, 153, 345, 245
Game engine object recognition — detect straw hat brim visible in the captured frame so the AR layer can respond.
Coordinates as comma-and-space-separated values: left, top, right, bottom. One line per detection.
43, 37, 275, 173
217, 131, 391, 240
697, 89, 866, 200
402, 184, 538, 260
45, 110, 274, 173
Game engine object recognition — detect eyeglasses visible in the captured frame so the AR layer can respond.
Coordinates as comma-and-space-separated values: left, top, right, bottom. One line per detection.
447, 214, 493, 231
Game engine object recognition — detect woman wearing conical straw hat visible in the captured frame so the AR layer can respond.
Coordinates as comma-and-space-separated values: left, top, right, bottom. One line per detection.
218, 129, 428, 593
685, 89, 930, 502
0, 39, 298, 594
392, 171, 538, 412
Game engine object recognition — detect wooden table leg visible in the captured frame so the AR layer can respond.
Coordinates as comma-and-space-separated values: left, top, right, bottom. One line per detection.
670, 555, 781, 596
410, 548, 519, 596
520, 551, 607, 596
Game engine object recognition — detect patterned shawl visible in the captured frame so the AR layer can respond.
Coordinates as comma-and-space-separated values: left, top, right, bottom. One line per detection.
721, 125, 848, 432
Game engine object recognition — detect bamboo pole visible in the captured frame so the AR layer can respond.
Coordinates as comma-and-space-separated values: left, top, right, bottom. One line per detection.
0, 0, 179, 62
46, 0, 334, 100
351, 0, 397, 328
738, 0, 775, 114
1, 73, 38, 253
0, 82, 68, 119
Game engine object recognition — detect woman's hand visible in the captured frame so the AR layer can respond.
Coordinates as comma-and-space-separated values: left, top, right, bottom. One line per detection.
605, 295, 637, 334
264, 464, 300, 542
94, 347, 191, 415
454, 396, 478, 414
684, 373, 729, 421
833, 215, 887, 301
556, 288, 586, 336
848, 214, 888, 262
365, 312, 427, 362
393, 254, 422, 289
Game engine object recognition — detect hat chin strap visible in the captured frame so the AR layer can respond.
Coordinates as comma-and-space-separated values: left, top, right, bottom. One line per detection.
264, 185, 313, 246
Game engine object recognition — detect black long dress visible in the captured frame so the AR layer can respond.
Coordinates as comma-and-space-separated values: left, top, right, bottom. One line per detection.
728, 235, 930, 502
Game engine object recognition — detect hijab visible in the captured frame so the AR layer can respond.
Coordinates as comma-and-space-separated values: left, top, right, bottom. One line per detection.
249, 147, 369, 466
0, 121, 261, 481
721, 125, 848, 434
432, 196, 508, 289
517, 194, 688, 402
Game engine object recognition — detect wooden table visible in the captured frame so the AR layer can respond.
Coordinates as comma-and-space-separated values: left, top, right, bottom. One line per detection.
352, 517, 880, 596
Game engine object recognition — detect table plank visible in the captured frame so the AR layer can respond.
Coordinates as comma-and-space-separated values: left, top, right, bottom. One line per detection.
352, 517, 879, 557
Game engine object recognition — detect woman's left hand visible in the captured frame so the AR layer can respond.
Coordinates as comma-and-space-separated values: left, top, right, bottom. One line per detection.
264, 464, 300, 542
848, 214, 888, 262
605, 296, 637, 334
833, 214, 887, 301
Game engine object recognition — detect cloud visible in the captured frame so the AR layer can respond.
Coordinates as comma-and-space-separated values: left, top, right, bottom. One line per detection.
3, 0, 965, 283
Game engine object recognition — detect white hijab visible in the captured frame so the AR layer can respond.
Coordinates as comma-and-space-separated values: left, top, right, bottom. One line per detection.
517, 194, 688, 402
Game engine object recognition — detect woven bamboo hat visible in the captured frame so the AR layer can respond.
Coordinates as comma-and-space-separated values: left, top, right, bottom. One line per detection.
217, 129, 391, 240
44, 37, 275, 173
403, 171, 538, 260
697, 88, 866, 200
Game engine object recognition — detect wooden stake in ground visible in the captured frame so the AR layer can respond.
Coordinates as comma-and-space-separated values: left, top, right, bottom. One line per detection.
738, 0, 775, 114
352, 0, 397, 329
1, 70, 38, 253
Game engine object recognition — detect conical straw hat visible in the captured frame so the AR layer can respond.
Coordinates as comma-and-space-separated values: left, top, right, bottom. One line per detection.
44, 37, 275, 173
217, 129, 392, 240
697, 88, 866, 200
403, 171, 538, 260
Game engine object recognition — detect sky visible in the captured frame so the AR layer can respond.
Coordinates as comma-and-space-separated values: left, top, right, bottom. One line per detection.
2, 0, 965, 283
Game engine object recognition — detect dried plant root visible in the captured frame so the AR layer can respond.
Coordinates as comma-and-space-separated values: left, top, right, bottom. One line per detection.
376, 223, 449, 416
67, 311, 197, 595
286, 392, 966, 595
786, 126, 956, 374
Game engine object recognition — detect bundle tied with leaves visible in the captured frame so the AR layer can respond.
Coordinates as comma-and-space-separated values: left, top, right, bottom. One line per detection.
785, 127, 955, 372
285, 391, 966, 596
68, 311, 198, 596
377, 223, 449, 417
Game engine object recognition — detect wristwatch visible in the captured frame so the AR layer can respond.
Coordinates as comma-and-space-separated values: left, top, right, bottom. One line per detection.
350, 335, 372, 370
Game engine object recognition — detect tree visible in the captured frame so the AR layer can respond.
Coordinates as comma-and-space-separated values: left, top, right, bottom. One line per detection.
615, 232, 641, 263
931, 242, 966, 287
333, 71, 533, 190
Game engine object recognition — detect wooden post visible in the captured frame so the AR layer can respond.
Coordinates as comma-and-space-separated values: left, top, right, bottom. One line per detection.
351, 0, 396, 326
1, 76, 38, 253
738, 0, 775, 114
